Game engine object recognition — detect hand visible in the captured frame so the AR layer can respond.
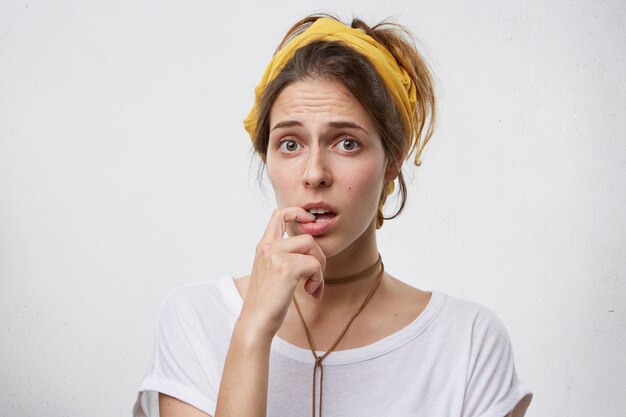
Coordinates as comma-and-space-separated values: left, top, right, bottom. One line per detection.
239, 207, 326, 338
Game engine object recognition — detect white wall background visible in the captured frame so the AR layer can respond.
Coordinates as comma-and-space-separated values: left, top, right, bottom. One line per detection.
1, 0, 624, 416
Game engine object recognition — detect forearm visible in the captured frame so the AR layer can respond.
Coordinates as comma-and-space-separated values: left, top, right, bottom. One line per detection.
215, 208, 323, 416
214, 320, 273, 417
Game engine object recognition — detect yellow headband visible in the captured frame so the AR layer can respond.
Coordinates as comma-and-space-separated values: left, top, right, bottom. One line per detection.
243, 17, 417, 146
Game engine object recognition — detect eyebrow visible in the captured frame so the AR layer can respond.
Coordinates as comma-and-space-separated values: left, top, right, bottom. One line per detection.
270, 120, 368, 133
271, 120, 302, 131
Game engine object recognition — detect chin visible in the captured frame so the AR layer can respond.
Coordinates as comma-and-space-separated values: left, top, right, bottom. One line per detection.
285, 227, 337, 257
314, 236, 343, 257
318, 227, 371, 259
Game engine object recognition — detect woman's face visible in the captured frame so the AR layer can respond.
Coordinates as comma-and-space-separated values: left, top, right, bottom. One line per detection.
266, 78, 396, 257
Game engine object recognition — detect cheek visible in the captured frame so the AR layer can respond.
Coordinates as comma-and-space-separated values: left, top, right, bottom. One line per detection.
267, 164, 294, 202
343, 163, 385, 206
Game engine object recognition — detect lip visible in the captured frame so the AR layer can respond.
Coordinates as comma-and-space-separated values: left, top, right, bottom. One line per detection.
301, 201, 339, 214
298, 201, 339, 236
297, 213, 338, 236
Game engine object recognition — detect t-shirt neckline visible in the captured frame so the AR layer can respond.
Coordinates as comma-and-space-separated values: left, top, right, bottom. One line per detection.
221, 275, 445, 365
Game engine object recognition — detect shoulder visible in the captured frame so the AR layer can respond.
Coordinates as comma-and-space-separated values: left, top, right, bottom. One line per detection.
438, 292, 509, 327
434, 292, 513, 350
138, 278, 234, 415
160, 276, 235, 308
413, 291, 533, 416
155, 276, 240, 331
434, 294, 533, 416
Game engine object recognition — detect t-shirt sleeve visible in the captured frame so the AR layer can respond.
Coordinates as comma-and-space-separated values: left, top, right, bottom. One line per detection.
462, 306, 533, 417
133, 289, 219, 417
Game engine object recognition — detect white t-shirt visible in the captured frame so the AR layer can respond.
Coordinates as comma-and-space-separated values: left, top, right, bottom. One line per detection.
133, 276, 532, 417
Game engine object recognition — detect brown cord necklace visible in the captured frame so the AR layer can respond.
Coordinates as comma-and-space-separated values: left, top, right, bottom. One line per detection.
292, 254, 384, 417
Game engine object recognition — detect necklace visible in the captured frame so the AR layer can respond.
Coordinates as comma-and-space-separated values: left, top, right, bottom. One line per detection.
292, 254, 385, 417
323, 253, 382, 285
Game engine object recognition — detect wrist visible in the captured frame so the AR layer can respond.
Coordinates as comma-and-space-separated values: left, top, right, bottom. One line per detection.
232, 316, 275, 350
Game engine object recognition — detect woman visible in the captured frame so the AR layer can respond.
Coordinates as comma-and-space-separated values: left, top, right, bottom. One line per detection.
134, 14, 533, 417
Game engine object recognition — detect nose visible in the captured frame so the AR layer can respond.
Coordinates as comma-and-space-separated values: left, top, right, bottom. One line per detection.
302, 147, 332, 188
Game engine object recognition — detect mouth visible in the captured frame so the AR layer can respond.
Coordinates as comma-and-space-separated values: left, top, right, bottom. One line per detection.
306, 208, 337, 223
299, 202, 339, 236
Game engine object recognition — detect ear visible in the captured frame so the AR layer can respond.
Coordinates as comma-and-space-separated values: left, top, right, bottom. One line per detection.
384, 160, 399, 182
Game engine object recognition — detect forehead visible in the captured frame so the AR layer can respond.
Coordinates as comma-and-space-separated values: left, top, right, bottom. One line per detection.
269, 79, 376, 129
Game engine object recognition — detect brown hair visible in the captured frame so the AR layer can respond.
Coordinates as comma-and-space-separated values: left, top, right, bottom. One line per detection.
252, 14, 436, 228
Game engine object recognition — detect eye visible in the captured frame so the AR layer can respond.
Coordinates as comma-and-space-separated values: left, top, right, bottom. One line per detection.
336, 138, 360, 152
278, 139, 302, 153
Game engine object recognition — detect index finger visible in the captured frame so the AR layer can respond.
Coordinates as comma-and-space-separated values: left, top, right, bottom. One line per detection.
261, 207, 316, 242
